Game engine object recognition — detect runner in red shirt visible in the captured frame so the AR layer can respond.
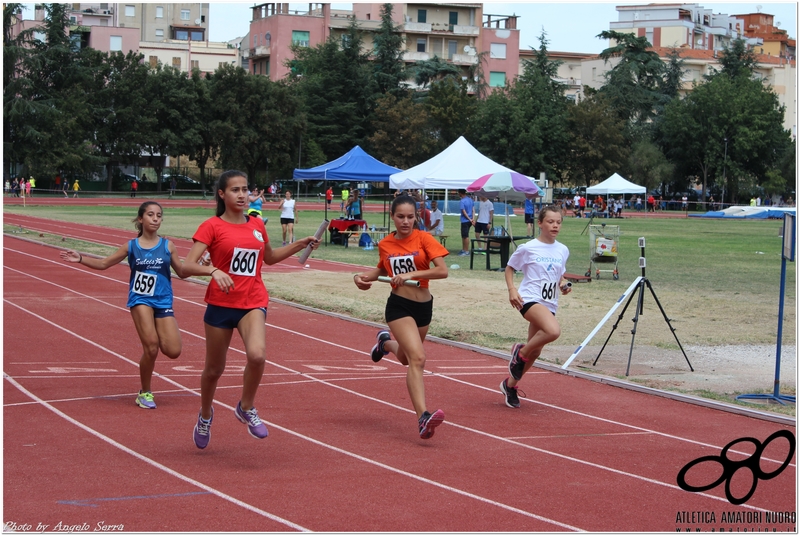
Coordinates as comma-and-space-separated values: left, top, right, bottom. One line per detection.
181, 170, 319, 449
353, 195, 449, 439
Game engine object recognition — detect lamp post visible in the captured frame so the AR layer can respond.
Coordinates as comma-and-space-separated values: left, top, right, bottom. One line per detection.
721, 137, 728, 209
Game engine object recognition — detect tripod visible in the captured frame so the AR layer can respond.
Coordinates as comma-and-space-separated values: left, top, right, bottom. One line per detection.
560, 238, 694, 374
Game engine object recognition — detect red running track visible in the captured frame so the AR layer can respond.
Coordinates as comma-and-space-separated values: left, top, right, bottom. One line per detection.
3, 236, 796, 532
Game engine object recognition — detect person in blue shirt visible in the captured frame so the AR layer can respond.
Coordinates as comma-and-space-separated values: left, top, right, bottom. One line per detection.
524, 193, 536, 237
457, 189, 474, 256
60, 202, 189, 410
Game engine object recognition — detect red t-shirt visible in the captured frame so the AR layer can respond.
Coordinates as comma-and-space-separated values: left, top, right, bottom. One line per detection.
193, 216, 270, 309
377, 230, 448, 289
326, 188, 333, 201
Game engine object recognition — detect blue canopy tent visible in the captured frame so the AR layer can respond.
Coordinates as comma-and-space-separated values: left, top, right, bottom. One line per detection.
293, 146, 402, 242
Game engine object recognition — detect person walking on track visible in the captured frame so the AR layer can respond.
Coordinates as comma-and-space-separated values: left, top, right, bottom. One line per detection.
181, 170, 319, 449
278, 190, 296, 246
500, 205, 572, 409
59, 201, 187, 410
353, 194, 449, 439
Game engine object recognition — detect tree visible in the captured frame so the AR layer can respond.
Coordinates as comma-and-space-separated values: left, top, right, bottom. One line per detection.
289, 23, 375, 161
367, 93, 437, 168
596, 30, 666, 137
626, 140, 674, 192
566, 93, 629, 187
661, 71, 790, 204
424, 77, 474, 148
214, 67, 305, 183
470, 31, 570, 179
717, 38, 759, 80
139, 65, 198, 191
371, 3, 407, 96
186, 70, 221, 191
412, 56, 460, 89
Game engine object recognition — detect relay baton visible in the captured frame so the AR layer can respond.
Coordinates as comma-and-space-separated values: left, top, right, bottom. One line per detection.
298, 219, 329, 265
377, 276, 420, 287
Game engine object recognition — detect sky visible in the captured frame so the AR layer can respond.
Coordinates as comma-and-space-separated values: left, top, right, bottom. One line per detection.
204, 1, 798, 54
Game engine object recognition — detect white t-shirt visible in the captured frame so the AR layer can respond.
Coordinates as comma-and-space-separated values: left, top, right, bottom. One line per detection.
506, 238, 570, 314
429, 208, 444, 233
477, 199, 494, 224
280, 199, 295, 219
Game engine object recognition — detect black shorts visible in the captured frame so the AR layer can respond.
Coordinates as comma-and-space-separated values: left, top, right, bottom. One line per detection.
385, 293, 433, 328
524, 213, 535, 224
204, 304, 266, 329
280, 218, 294, 225
474, 222, 490, 235
519, 302, 556, 317
460, 221, 472, 238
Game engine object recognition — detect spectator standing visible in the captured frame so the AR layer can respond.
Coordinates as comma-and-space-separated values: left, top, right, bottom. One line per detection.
325, 186, 333, 208
578, 195, 587, 216
341, 187, 350, 216
28, 176, 35, 197
572, 193, 581, 217
457, 189, 475, 256
170, 176, 177, 198
279, 190, 297, 246
428, 200, 444, 236
72, 179, 81, 198
4, 179, 10, 196
131, 179, 138, 198
475, 194, 494, 237
647, 194, 655, 212
524, 193, 535, 237
682, 195, 688, 212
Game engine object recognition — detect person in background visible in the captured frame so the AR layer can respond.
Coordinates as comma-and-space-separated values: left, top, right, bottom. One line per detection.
325, 186, 333, 208
28, 176, 35, 197
131, 179, 138, 198
279, 190, 297, 245
457, 189, 474, 256
475, 194, 494, 237
341, 187, 350, 217
348, 189, 362, 220
428, 200, 444, 237
72, 179, 81, 198
524, 193, 536, 238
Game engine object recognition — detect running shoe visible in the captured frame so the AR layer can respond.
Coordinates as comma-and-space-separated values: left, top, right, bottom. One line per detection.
193, 408, 213, 449
418, 409, 445, 439
370, 330, 391, 363
509, 343, 527, 381
500, 378, 520, 408
235, 401, 269, 439
135, 390, 156, 409
457, 251, 469, 256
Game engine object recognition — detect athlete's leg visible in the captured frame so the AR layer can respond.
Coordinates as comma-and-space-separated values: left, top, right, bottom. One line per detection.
201, 324, 234, 420
236, 309, 267, 411
387, 317, 430, 418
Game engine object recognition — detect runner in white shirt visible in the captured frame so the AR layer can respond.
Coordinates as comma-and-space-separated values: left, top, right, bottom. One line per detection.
500, 205, 572, 408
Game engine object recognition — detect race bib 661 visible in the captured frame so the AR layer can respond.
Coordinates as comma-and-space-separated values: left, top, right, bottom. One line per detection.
230, 247, 259, 276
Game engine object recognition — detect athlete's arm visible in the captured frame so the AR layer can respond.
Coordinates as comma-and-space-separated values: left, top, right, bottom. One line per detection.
505, 265, 523, 310
168, 241, 187, 279
262, 236, 318, 265
182, 240, 233, 293
60, 243, 128, 270
353, 266, 387, 290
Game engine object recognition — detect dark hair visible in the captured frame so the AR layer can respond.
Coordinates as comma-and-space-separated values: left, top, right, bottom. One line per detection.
391, 194, 416, 214
538, 205, 563, 223
132, 201, 163, 237
457, 189, 466, 195
215, 170, 247, 216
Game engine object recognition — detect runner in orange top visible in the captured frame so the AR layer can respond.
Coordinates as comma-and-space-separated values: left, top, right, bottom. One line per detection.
353, 195, 449, 439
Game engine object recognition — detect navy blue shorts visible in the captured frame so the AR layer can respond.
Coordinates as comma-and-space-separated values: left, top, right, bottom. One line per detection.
204, 304, 266, 329
474, 222, 490, 235
153, 307, 174, 319
519, 302, 556, 317
385, 293, 433, 328
524, 213, 535, 224
460, 221, 472, 238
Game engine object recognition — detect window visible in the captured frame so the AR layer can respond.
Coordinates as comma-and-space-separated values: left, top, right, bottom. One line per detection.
172, 57, 181, 69
69, 16, 77, 23
449, 11, 458, 25
175, 29, 188, 40
156, 6, 163, 18
342, 34, 351, 47
292, 30, 310, 47
181, 9, 190, 21
110, 35, 122, 51
191, 30, 203, 41
254, 34, 259, 46
155, 29, 163, 37
125, 5, 134, 17
416, 38, 426, 53
591, 67, 597, 81
489, 71, 506, 87
645, 28, 653, 45
448, 40, 457, 59
490, 43, 506, 59
149, 56, 158, 68
418, 9, 426, 23
191, 60, 199, 70
265, 32, 271, 47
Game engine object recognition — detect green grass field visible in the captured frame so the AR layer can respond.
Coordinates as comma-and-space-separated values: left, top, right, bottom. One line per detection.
6, 203, 795, 297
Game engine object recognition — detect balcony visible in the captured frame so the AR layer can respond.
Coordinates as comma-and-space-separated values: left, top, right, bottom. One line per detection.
451, 53, 477, 64
404, 22, 431, 32
404, 51, 430, 61
452, 24, 479, 36
252, 45, 270, 58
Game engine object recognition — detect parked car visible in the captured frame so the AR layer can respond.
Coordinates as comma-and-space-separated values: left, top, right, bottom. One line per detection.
160, 174, 201, 188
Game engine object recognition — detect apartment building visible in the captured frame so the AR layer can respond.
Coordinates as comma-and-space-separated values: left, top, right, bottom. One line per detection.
245, 2, 520, 89
735, 11, 796, 59
609, 3, 761, 51
21, 3, 237, 76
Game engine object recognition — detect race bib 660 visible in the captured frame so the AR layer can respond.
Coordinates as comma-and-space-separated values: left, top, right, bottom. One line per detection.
230, 247, 259, 276
132, 271, 156, 296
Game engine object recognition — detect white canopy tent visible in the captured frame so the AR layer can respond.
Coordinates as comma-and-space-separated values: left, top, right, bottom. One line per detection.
586, 173, 646, 195
390, 136, 530, 214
